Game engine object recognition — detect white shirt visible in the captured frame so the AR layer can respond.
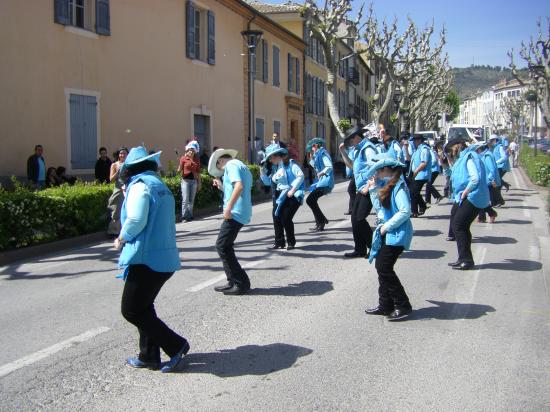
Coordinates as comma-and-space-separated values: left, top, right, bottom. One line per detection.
509, 142, 518, 152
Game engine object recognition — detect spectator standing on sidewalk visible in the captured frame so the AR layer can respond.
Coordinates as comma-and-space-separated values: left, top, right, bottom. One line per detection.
115, 146, 189, 373
509, 139, 519, 168
27, 144, 46, 190
208, 148, 253, 295
107, 147, 128, 236
95, 147, 112, 184
177, 141, 201, 222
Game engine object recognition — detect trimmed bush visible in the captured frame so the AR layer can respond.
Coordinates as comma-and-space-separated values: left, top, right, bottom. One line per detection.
519, 147, 550, 187
0, 163, 262, 251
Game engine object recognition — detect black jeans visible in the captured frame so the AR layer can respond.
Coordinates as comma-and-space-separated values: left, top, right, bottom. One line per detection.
121, 264, 187, 362
499, 169, 510, 189
450, 199, 479, 264
273, 195, 301, 246
375, 240, 410, 310
347, 177, 356, 213
306, 188, 328, 225
351, 192, 373, 254
478, 185, 498, 220
216, 219, 250, 289
424, 172, 442, 203
410, 179, 428, 214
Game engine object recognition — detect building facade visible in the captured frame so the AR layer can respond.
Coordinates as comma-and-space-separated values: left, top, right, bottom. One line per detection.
0, 0, 304, 180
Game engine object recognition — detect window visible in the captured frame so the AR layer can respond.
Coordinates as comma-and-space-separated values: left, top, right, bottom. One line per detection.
273, 45, 280, 86
287, 54, 300, 94
193, 114, 211, 151
54, 0, 110, 35
255, 118, 265, 142
273, 120, 281, 136
295, 58, 300, 94
186, 1, 215, 64
69, 93, 98, 170
288, 53, 294, 92
263, 40, 268, 83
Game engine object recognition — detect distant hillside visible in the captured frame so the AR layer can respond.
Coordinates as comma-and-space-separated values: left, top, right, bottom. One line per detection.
452, 65, 528, 101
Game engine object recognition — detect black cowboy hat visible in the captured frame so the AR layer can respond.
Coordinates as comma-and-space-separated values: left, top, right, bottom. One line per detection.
343, 124, 365, 144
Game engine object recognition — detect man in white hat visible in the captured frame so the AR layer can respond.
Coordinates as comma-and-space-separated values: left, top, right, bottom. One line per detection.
208, 149, 252, 295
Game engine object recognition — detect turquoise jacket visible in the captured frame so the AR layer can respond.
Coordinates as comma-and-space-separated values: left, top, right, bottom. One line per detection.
480, 149, 501, 187
353, 138, 379, 191
119, 172, 181, 273
383, 140, 403, 161
493, 142, 511, 172
312, 147, 334, 192
451, 147, 490, 209
430, 148, 441, 173
381, 178, 413, 249
272, 159, 305, 203
410, 142, 432, 181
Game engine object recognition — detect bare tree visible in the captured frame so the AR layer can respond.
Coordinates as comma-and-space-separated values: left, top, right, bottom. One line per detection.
500, 95, 531, 137
508, 18, 550, 129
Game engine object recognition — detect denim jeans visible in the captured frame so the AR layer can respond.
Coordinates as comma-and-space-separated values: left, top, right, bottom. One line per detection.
180, 178, 198, 219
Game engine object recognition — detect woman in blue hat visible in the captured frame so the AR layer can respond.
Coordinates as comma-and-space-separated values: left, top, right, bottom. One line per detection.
115, 146, 189, 373
265, 144, 305, 249
364, 156, 413, 321
445, 138, 490, 270
305, 138, 334, 231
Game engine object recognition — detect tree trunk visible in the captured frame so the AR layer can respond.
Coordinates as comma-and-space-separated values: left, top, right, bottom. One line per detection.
326, 70, 344, 139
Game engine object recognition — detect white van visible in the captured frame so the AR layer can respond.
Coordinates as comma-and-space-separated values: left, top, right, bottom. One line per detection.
446, 124, 491, 143
415, 131, 440, 146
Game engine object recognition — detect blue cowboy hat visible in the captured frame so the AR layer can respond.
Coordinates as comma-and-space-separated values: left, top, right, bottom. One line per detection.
306, 137, 325, 152
364, 154, 405, 180
120, 146, 161, 174
264, 143, 288, 162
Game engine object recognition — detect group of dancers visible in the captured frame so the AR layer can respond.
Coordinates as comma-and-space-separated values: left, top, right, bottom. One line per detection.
112, 123, 513, 372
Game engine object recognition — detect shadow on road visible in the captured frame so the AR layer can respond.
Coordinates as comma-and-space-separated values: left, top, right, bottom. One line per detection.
476, 259, 542, 272
413, 229, 443, 237
499, 205, 538, 210
248, 281, 334, 297
177, 343, 313, 376
495, 219, 532, 225
472, 236, 518, 245
408, 299, 496, 321
401, 249, 446, 259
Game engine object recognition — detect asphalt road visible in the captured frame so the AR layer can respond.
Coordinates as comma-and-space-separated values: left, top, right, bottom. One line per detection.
1, 168, 549, 411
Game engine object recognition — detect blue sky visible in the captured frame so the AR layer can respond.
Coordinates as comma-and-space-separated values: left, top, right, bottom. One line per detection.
260, 0, 549, 67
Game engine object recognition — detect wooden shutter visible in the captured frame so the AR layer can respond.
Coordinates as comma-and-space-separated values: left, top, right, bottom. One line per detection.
295, 58, 300, 94
288, 53, 293, 92
273, 45, 280, 86
95, 0, 110, 35
54, 0, 70, 25
262, 40, 268, 83
186, 1, 196, 59
70, 94, 98, 169
207, 10, 215, 65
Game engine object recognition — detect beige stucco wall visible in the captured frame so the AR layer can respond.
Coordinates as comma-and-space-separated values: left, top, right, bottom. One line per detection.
0, 0, 246, 178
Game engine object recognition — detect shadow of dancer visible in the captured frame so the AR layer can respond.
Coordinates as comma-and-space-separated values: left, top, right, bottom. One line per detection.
174, 343, 313, 376
248, 281, 334, 297
408, 299, 495, 321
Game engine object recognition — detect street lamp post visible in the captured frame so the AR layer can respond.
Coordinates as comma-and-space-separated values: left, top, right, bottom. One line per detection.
241, 29, 263, 164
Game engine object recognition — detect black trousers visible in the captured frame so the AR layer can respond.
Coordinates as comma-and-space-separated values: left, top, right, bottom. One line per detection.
306, 188, 328, 225
450, 199, 479, 264
273, 196, 301, 246
121, 264, 187, 362
351, 192, 373, 254
347, 177, 356, 213
478, 185, 498, 220
410, 179, 428, 214
216, 219, 250, 289
424, 172, 442, 203
499, 169, 510, 189
375, 240, 410, 310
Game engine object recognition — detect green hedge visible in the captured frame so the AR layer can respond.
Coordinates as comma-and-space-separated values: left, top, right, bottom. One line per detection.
0, 164, 261, 251
519, 147, 550, 187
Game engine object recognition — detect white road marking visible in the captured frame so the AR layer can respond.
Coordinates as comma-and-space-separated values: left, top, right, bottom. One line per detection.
185, 259, 265, 292
0, 327, 110, 379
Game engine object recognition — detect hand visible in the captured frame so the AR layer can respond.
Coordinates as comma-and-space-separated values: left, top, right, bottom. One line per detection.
287, 189, 295, 198
317, 172, 325, 178
380, 225, 387, 236
213, 178, 221, 189
491, 181, 497, 188
114, 237, 125, 251
223, 208, 232, 220
339, 143, 346, 150
412, 171, 418, 178
360, 186, 370, 195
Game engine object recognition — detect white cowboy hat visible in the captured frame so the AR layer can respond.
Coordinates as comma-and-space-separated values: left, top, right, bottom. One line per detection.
208, 148, 238, 177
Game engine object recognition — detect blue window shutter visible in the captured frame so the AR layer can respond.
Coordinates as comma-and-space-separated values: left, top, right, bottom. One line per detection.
186, 1, 196, 59
312, 77, 317, 115
288, 53, 293, 92
95, 0, 110, 35
273, 46, 279, 86
295, 58, 300, 94
54, 0, 70, 25
207, 10, 215, 65
262, 40, 268, 83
